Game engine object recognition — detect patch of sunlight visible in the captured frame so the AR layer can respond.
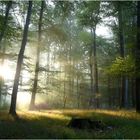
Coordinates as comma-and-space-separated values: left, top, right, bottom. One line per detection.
0, 61, 15, 80
61, 109, 96, 118
93, 109, 140, 120
18, 110, 70, 121
59, 109, 140, 120
22, 70, 30, 83
17, 109, 140, 123
17, 92, 31, 109
53, 62, 60, 69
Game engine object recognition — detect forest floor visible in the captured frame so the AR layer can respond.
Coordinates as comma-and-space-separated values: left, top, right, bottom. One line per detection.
0, 109, 140, 139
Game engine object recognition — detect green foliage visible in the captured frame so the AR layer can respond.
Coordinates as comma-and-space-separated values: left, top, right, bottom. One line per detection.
46, 24, 68, 43
106, 55, 135, 77
53, 1, 74, 23
77, 1, 101, 28
78, 31, 92, 46
0, 0, 138, 112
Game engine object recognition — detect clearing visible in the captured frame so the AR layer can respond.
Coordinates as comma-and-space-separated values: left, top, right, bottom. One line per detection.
0, 109, 140, 139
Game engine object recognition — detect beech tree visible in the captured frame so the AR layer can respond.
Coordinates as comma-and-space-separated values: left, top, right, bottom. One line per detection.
0, 1, 12, 44
9, 1, 32, 115
136, 1, 140, 113
29, 1, 44, 110
0, 1, 138, 112
77, 1, 101, 108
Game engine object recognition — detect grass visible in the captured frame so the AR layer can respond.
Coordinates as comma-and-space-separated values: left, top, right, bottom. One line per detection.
0, 109, 140, 139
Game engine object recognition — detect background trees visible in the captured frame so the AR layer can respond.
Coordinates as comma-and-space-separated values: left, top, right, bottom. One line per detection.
136, 1, 140, 113
29, 0, 44, 110
0, 1, 139, 113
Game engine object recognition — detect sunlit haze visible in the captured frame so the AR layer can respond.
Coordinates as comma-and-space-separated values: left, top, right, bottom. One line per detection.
0, 61, 15, 80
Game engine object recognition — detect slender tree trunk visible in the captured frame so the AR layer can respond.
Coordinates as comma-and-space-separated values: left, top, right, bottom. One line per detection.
76, 72, 80, 108
131, 78, 136, 108
136, 1, 140, 113
0, 75, 2, 107
63, 83, 66, 108
63, 44, 69, 108
125, 78, 129, 108
69, 44, 72, 104
92, 28, 99, 108
0, 1, 12, 45
63, 65, 67, 108
120, 77, 125, 108
116, 78, 120, 107
9, 1, 32, 116
108, 76, 112, 108
45, 44, 50, 88
71, 60, 75, 96
29, 1, 44, 110
0, 43, 6, 107
89, 43, 94, 107
118, 2, 125, 109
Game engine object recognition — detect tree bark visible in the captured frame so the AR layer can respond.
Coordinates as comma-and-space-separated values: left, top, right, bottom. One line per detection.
9, 1, 32, 116
131, 78, 136, 108
63, 64, 67, 108
29, 1, 44, 110
0, 1, 12, 45
136, 1, 140, 113
89, 40, 94, 107
125, 78, 129, 108
76, 71, 80, 108
92, 28, 99, 108
118, 2, 125, 109
89, 28, 99, 108
108, 76, 112, 108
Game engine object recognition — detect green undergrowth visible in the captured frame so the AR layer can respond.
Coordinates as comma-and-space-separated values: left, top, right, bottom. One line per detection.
0, 109, 140, 139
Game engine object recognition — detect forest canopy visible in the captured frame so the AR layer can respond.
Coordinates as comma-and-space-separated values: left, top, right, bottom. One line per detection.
0, 1, 140, 115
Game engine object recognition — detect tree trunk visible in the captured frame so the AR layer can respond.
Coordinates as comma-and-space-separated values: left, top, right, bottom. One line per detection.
108, 76, 112, 108
89, 27, 99, 108
77, 72, 80, 108
125, 78, 129, 108
69, 43, 72, 105
0, 1, 12, 45
89, 43, 94, 107
131, 78, 136, 108
29, 1, 44, 110
136, 1, 140, 113
92, 28, 99, 108
0, 76, 2, 107
63, 65, 67, 109
0, 43, 6, 107
120, 77, 125, 108
9, 1, 32, 116
118, 2, 125, 109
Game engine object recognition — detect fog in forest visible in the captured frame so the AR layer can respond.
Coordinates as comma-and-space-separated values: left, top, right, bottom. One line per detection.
0, 1, 140, 139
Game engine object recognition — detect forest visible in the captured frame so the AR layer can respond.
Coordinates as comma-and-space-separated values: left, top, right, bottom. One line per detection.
0, 0, 140, 139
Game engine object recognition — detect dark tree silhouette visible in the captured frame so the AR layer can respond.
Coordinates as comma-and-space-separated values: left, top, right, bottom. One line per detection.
118, 2, 125, 108
136, 1, 140, 113
29, 1, 44, 110
9, 1, 32, 116
0, 1, 12, 45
